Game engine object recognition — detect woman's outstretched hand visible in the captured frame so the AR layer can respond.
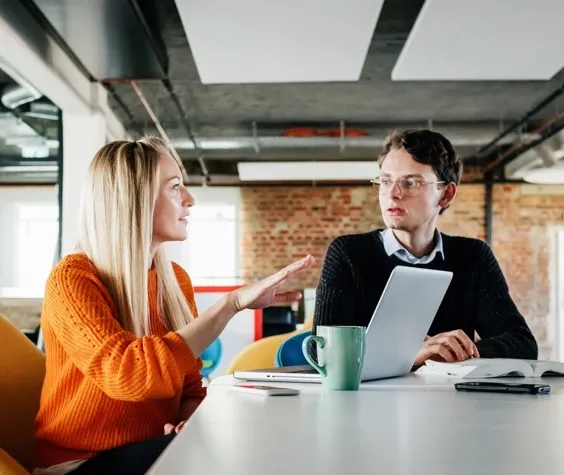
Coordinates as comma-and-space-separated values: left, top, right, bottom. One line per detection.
175, 255, 314, 358
229, 255, 314, 311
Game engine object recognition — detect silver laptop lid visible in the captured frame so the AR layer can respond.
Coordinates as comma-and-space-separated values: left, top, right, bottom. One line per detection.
234, 266, 452, 383
360, 266, 452, 380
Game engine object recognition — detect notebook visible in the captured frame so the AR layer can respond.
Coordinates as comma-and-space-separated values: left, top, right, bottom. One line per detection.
416, 358, 564, 378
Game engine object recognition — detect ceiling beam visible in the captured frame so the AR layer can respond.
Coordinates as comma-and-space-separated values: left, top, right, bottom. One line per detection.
0, 0, 129, 140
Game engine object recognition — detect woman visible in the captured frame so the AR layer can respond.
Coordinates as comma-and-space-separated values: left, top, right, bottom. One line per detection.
33, 137, 313, 474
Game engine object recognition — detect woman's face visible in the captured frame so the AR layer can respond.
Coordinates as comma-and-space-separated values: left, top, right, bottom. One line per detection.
152, 154, 195, 247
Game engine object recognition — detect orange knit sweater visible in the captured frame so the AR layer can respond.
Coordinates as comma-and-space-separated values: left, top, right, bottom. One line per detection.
34, 253, 206, 468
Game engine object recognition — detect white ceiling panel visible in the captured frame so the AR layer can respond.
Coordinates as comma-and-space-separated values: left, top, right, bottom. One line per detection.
392, 0, 564, 81
174, 0, 384, 84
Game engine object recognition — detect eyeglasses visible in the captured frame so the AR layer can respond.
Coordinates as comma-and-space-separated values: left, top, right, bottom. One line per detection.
370, 177, 445, 197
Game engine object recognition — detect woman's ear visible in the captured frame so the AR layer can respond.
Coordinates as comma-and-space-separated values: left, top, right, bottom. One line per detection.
439, 183, 457, 209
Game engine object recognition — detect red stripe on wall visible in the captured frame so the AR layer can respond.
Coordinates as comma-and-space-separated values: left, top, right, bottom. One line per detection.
194, 285, 263, 341
254, 309, 263, 341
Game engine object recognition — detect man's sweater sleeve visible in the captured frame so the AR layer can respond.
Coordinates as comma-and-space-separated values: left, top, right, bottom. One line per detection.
313, 237, 357, 334
474, 242, 538, 359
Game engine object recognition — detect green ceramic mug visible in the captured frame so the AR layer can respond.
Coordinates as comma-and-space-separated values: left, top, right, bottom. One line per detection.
302, 326, 366, 390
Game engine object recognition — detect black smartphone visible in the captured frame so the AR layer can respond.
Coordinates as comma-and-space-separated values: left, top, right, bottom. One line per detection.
454, 381, 551, 395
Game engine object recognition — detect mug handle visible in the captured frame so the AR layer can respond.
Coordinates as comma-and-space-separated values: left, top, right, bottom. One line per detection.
302, 335, 327, 378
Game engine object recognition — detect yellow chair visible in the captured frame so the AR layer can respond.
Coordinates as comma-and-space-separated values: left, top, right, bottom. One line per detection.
0, 315, 46, 474
0, 450, 29, 475
225, 313, 314, 374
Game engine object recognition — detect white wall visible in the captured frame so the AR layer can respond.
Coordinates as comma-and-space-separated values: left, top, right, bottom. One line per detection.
0, 186, 58, 290
0, 185, 242, 292
189, 185, 241, 208
61, 113, 107, 255
165, 186, 241, 283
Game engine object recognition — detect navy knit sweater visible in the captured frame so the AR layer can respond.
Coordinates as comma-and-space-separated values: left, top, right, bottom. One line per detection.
313, 230, 538, 360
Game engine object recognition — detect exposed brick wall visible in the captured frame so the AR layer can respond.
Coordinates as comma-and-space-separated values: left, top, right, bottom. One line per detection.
240, 184, 485, 288
436, 184, 485, 240
240, 187, 383, 288
241, 183, 564, 359
491, 184, 564, 358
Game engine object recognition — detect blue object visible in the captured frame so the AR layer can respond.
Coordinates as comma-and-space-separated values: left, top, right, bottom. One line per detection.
200, 338, 223, 378
275, 331, 312, 367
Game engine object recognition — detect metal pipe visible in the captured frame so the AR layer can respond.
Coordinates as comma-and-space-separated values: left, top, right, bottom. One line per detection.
536, 143, 558, 167
103, 82, 143, 136
172, 136, 384, 150
1, 84, 41, 109
129, 80, 189, 181
161, 78, 210, 182
485, 109, 564, 172
171, 134, 527, 151
475, 82, 564, 161
0, 105, 47, 139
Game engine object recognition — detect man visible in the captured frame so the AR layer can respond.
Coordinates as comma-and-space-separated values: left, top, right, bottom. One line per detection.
314, 129, 538, 366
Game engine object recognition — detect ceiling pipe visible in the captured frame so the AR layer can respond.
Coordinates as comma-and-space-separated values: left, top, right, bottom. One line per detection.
161, 78, 210, 183
474, 82, 564, 162
504, 149, 540, 178
485, 108, 564, 173
166, 121, 537, 153
1, 84, 42, 109
1, 84, 58, 122
170, 133, 531, 151
536, 143, 558, 168
0, 108, 47, 140
0, 84, 54, 145
506, 143, 560, 179
15, 101, 58, 120
129, 80, 189, 181
103, 82, 143, 137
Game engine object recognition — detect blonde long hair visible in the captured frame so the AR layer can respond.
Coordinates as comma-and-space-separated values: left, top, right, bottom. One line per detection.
77, 137, 194, 336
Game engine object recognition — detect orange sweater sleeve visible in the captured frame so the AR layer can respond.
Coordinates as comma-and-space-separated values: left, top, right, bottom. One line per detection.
43, 256, 200, 402
172, 263, 207, 402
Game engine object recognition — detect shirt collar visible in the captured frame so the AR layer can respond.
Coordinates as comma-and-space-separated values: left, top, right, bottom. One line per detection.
381, 228, 444, 264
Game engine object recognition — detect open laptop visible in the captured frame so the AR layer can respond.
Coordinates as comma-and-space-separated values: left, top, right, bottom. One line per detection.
233, 266, 453, 384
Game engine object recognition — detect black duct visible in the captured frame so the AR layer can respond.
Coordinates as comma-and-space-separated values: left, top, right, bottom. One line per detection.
23, 0, 169, 80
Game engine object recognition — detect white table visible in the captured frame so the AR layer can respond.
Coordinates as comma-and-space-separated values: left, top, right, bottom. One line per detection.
148, 374, 564, 475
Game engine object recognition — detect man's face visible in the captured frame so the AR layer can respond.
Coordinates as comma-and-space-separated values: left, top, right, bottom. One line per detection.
378, 147, 455, 232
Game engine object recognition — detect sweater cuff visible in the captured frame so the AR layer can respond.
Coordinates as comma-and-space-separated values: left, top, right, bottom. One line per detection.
475, 338, 501, 359
162, 331, 199, 374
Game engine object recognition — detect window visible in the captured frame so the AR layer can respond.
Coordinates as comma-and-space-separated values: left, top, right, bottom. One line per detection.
551, 228, 564, 361
184, 204, 239, 285
16, 204, 59, 296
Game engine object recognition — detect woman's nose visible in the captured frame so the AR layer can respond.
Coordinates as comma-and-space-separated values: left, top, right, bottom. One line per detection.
182, 187, 195, 206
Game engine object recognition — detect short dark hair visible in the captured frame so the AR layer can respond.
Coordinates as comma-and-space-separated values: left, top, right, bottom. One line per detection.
378, 129, 462, 186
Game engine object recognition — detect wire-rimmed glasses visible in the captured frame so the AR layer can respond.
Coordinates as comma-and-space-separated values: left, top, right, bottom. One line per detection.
370, 177, 445, 197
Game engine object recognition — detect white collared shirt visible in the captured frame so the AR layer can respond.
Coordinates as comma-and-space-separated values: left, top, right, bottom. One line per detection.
379, 229, 444, 265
